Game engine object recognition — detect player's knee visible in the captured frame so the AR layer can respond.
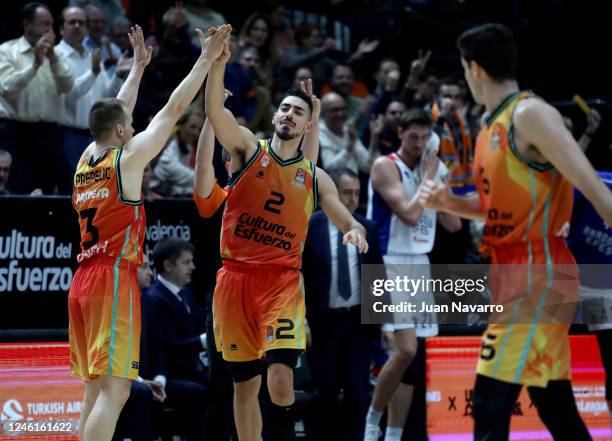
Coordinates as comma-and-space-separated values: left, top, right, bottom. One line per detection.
393, 344, 417, 367
268, 370, 293, 404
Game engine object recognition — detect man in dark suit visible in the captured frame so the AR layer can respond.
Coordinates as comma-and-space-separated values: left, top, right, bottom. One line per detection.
146, 238, 208, 441
302, 168, 384, 441
114, 253, 166, 441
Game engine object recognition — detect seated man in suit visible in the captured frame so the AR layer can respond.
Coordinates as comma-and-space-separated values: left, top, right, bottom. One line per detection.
114, 254, 166, 441
147, 238, 208, 441
302, 168, 384, 441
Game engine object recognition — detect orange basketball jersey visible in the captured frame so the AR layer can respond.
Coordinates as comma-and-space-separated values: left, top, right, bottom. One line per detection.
474, 91, 573, 251
72, 147, 146, 266
220, 139, 317, 269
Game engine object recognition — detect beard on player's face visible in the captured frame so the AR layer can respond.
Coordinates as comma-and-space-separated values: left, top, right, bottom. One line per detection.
275, 125, 301, 140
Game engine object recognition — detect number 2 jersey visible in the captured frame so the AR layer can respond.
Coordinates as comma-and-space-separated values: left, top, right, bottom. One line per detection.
72, 147, 146, 266
220, 139, 317, 270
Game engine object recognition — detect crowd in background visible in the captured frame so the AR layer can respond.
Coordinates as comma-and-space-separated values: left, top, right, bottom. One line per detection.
1, 1, 611, 441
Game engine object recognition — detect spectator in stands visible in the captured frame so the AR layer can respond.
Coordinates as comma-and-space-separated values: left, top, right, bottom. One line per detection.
83, 5, 122, 74
115, 254, 166, 441
147, 238, 208, 441
400, 50, 436, 109
0, 149, 12, 195
368, 100, 407, 156
373, 58, 401, 97
267, 2, 295, 60
303, 168, 383, 441
109, 16, 132, 53
224, 46, 273, 137
69, 0, 126, 27
56, 5, 126, 177
360, 58, 401, 134
179, 0, 226, 48
155, 3, 201, 93
280, 22, 337, 92
151, 109, 204, 196
431, 76, 475, 195
328, 64, 365, 122
0, 2, 74, 194
319, 92, 375, 175
239, 13, 275, 89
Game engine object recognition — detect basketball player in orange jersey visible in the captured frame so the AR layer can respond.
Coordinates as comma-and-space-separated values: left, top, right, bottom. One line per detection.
420, 23, 612, 440
204, 39, 368, 441
69, 24, 231, 441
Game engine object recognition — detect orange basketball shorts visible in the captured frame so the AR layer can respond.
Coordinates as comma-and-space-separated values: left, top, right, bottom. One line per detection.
213, 261, 307, 362
68, 256, 141, 380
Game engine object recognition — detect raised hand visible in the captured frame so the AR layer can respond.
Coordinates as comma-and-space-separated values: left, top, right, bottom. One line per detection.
356, 38, 380, 55
369, 114, 384, 138
410, 49, 431, 77
33, 36, 47, 68
422, 151, 440, 181
585, 108, 602, 135
91, 48, 101, 75
418, 171, 452, 211
42, 31, 57, 63
215, 39, 231, 65
299, 79, 320, 122
343, 228, 369, 253
128, 25, 153, 68
172, 1, 188, 29
197, 24, 232, 62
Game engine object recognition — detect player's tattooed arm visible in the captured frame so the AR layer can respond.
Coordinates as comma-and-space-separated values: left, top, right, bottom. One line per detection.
317, 168, 369, 253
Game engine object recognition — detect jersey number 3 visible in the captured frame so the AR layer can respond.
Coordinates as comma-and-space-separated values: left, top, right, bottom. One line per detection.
80, 208, 99, 249
263, 191, 285, 215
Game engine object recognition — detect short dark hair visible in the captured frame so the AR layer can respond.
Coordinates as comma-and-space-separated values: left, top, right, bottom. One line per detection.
329, 168, 359, 187
280, 88, 313, 116
399, 108, 433, 130
21, 2, 50, 22
88, 98, 127, 139
457, 23, 517, 82
152, 238, 195, 273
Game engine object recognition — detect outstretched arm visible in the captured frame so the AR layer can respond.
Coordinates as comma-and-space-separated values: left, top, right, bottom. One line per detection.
317, 167, 369, 253
193, 118, 217, 198
116, 26, 152, 116
205, 40, 257, 156
123, 25, 231, 170
194, 89, 232, 198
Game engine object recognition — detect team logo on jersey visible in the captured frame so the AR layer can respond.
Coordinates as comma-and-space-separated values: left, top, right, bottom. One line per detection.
261, 154, 270, 167
293, 168, 306, 188
266, 326, 274, 343
488, 123, 504, 149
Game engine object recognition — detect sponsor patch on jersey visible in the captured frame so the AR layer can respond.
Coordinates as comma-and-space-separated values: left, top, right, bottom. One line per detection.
293, 168, 306, 188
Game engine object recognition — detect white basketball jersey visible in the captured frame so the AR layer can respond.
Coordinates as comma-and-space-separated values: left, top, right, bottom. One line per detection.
367, 153, 447, 256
